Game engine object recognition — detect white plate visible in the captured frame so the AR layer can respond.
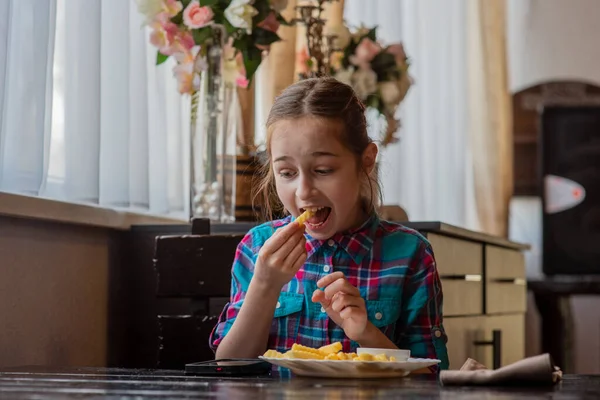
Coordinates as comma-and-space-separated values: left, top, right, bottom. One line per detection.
259, 357, 441, 379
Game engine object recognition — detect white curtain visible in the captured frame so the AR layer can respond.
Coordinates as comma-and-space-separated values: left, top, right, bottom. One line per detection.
344, 0, 479, 230
0, 0, 190, 217
0, 0, 56, 196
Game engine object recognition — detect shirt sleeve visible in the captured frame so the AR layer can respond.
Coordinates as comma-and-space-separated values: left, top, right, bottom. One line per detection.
396, 239, 449, 371
208, 231, 257, 353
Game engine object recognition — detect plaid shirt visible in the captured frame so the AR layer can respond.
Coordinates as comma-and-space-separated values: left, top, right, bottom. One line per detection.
210, 214, 449, 370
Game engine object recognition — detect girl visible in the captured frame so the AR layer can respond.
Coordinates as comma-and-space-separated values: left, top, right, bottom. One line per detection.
209, 77, 449, 371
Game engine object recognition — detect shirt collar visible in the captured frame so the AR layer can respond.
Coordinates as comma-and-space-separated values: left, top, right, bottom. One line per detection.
299, 213, 380, 265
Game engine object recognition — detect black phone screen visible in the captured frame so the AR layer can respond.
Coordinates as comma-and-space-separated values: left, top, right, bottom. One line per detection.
185, 359, 272, 376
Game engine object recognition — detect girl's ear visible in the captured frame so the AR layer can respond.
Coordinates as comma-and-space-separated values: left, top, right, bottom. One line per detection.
361, 143, 378, 175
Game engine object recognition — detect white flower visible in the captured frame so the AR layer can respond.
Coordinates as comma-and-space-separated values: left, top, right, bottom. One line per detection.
269, 0, 288, 12
224, 0, 258, 34
379, 81, 402, 109
334, 67, 354, 86
136, 0, 164, 23
352, 68, 378, 100
325, 24, 352, 49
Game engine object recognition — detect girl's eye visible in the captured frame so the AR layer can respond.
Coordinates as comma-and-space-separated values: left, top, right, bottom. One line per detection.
278, 170, 296, 179
315, 169, 334, 175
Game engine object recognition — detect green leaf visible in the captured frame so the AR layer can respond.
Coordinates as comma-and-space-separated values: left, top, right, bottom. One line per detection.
253, 27, 280, 46
242, 46, 263, 84
156, 51, 169, 65
192, 26, 213, 45
199, 0, 219, 6
253, 0, 273, 23
276, 13, 293, 26
224, 19, 237, 35
233, 35, 251, 50
367, 26, 378, 42
181, 0, 192, 7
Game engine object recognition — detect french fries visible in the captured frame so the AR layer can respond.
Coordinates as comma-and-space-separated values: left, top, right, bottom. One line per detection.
262, 342, 397, 362
295, 209, 315, 226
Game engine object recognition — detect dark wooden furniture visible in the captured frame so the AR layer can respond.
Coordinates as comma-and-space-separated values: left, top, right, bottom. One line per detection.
107, 220, 254, 369
528, 276, 600, 374
0, 367, 600, 400
512, 81, 600, 196
1, 366, 595, 399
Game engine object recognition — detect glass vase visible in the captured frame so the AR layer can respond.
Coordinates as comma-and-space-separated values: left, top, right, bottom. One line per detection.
189, 27, 236, 223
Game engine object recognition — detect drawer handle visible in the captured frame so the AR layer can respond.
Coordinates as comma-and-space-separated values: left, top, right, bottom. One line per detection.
441, 274, 482, 282
473, 329, 502, 369
493, 278, 526, 285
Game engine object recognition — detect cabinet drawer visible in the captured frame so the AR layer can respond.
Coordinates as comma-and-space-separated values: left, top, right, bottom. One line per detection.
441, 279, 482, 316
486, 281, 527, 314
486, 246, 525, 279
428, 233, 483, 276
485, 245, 526, 313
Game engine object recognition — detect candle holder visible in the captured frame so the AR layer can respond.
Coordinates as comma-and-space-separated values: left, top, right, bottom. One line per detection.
294, 0, 340, 79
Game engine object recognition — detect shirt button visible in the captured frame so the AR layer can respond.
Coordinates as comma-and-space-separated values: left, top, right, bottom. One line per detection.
375, 312, 383, 320
327, 239, 335, 247
434, 329, 442, 338
323, 265, 331, 273
276, 302, 281, 309
321, 306, 326, 313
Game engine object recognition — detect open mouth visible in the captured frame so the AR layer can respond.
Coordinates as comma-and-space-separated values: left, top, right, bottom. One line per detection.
299, 206, 332, 229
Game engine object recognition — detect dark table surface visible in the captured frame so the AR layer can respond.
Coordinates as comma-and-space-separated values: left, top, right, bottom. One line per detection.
0, 366, 599, 399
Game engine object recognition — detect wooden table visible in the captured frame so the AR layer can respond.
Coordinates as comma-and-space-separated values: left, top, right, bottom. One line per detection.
0, 366, 598, 399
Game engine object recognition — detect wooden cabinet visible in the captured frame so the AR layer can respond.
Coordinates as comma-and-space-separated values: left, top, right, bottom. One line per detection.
444, 314, 525, 370
403, 222, 529, 370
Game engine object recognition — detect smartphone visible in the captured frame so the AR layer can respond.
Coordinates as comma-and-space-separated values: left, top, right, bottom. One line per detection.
184, 359, 272, 377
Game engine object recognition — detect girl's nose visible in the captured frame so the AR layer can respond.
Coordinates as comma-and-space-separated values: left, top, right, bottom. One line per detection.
296, 174, 316, 201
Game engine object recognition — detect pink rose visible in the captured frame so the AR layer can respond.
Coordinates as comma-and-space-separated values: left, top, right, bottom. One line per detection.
183, 1, 214, 29
350, 38, 381, 68
236, 74, 249, 88
296, 46, 310, 75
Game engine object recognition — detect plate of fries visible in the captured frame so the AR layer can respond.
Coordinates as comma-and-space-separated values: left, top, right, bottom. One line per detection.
259, 343, 441, 378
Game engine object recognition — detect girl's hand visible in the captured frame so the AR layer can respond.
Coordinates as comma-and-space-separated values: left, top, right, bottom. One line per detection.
311, 271, 369, 342
254, 222, 307, 290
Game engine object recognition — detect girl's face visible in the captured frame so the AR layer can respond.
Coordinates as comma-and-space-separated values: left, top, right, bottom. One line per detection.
270, 117, 377, 240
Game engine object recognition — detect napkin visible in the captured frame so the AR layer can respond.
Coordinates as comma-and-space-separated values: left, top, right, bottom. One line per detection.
439, 353, 562, 386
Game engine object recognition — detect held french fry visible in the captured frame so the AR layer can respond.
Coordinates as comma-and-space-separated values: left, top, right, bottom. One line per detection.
295, 209, 315, 226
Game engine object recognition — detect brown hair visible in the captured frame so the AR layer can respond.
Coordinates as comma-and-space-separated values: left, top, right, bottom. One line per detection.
253, 76, 382, 221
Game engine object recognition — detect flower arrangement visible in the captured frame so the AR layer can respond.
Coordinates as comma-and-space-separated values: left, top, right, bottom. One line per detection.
136, 0, 289, 94
326, 24, 413, 146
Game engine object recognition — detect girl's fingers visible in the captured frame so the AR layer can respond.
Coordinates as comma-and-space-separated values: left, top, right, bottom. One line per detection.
323, 278, 360, 300
317, 271, 345, 288
312, 289, 325, 304
330, 292, 363, 313
339, 305, 361, 320
263, 222, 304, 254
289, 244, 308, 273
283, 236, 306, 266
265, 230, 305, 265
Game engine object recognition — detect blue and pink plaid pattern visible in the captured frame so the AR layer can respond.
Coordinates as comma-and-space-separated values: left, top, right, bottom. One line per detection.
209, 214, 449, 370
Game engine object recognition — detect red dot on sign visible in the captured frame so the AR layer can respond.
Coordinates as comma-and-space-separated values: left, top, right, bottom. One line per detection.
573, 189, 581, 198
